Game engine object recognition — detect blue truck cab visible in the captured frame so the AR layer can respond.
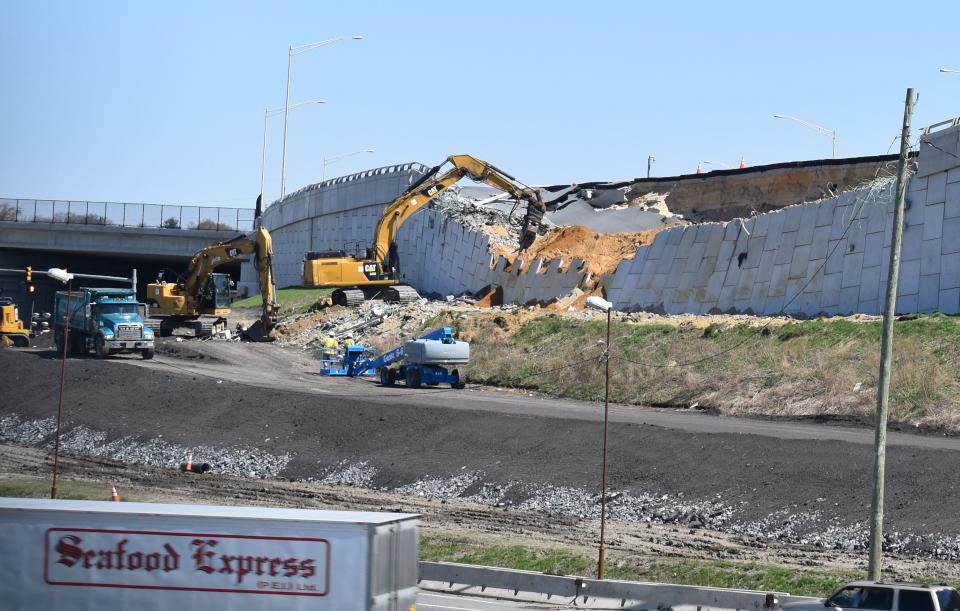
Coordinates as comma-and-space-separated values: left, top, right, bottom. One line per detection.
54, 288, 155, 359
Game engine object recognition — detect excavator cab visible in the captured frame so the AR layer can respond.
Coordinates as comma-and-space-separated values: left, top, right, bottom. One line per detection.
197, 273, 232, 313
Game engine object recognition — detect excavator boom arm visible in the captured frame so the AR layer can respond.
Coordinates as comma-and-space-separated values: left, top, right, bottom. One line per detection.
180, 227, 279, 337
371, 154, 546, 263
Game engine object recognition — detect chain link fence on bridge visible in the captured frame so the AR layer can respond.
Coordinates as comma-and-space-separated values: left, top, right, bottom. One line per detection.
0, 198, 254, 232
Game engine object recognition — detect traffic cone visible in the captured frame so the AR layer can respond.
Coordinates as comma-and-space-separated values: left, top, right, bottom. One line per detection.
181, 452, 194, 473
111, 484, 120, 502
739, 156, 746, 169
696, 162, 702, 175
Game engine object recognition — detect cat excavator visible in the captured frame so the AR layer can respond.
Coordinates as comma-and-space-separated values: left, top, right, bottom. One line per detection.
302, 154, 546, 306
146, 227, 279, 341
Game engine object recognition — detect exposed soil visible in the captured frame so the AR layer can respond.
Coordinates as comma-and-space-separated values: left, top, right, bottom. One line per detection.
495, 225, 666, 281
3, 341, 960, 572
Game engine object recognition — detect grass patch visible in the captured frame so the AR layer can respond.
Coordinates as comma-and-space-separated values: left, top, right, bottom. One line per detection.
420, 535, 868, 596
463, 312, 960, 430
0, 476, 139, 502
232, 287, 332, 314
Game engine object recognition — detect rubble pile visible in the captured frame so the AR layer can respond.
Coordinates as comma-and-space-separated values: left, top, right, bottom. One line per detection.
429, 188, 534, 251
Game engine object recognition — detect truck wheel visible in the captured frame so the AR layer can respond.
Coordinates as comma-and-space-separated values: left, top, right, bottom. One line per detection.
141, 348, 155, 360
95, 336, 109, 358
70, 334, 85, 356
405, 368, 421, 389
451, 369, 466, 389
380, 368, 395, 386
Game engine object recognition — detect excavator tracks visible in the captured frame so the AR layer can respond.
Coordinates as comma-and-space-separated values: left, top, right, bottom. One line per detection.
333, 285, 420, 307
385, 285, 420, 303
332, 289, 365, 307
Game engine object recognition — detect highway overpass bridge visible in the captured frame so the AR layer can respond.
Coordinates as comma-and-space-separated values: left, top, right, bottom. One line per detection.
0, 198, 250, 313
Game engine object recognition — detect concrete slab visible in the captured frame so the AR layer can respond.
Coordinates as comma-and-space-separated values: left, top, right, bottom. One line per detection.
789, 244, 812, 279
796, 204, 818, 246
898, 259, 921, 296
927, 172, 948, 204
919, 274, 941, 311
775, 232, 798, 264
941, 252, 960, 290
940, 287, 960, 314
842, 252, 864, 288
921, 238, 942, 276
947, 182, 960, 219
821, 272, 842, 308
923, 203, 945, 240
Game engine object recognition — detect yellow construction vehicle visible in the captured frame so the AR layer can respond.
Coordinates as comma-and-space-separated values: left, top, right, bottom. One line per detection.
0, 298, 30, 347
146, 227, 279, 341
302, 154, 547, 306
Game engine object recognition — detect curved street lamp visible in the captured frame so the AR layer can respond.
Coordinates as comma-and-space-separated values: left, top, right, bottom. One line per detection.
280, 35, 364, 199
774, 114, 837, 159
261, 100, 326, 209
322, 149, 375, 180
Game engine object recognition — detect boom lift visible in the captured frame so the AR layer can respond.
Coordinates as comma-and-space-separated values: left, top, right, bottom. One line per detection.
320, 327, 469, 389
146, 227, 279, 341
302, 154, 547, 306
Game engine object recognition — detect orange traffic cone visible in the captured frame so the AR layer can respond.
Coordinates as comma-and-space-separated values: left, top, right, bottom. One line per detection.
696, 162, 702, 175
186, 452, 193, 472
739, 156, 746, 169
111, 484, 121, 502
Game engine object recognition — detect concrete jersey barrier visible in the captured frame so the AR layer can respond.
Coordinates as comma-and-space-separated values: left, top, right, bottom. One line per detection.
418, 561, 819, 610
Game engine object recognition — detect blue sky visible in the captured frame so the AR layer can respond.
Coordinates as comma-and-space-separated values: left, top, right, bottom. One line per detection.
1, 1, 957, 208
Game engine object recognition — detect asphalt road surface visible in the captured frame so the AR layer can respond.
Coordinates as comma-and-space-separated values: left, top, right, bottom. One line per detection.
417, 591, 566, 610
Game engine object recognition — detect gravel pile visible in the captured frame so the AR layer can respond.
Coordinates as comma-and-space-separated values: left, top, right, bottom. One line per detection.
313, 460, 377, 487
1, 414, 56, 444
3, 415, 290, 479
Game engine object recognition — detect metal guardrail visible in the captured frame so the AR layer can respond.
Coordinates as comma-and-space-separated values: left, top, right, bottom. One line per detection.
418, 561, 819, 610
0, 198, 253, 232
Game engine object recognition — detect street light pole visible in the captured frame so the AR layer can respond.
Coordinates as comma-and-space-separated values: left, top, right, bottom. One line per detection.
773, 114, 837, 159
322, 149, 375, 180
261, 101, 325, 210
280, 35, 363, 200
586, 295, 614, 579
48, 267, 75, 499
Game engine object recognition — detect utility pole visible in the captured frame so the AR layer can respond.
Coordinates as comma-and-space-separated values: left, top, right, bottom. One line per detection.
868, 87, 915, 580
647, 155, 655, 178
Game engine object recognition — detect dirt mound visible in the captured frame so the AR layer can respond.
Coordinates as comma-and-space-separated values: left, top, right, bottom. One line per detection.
495, 225, 666, 280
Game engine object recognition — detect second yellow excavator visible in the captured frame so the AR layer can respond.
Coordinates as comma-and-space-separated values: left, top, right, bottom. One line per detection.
302, 154, 546, 306
146, 227, 279, 341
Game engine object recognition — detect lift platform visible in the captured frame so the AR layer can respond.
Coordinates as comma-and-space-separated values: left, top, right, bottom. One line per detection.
319, 327, 468, 389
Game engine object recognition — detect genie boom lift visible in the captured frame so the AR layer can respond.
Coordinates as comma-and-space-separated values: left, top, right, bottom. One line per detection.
320, 327, 468, 389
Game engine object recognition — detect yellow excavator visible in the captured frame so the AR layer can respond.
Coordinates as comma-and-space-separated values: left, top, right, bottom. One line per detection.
302, 154, 547, 306
0, 298, 31, 347
146, 227, 279, 341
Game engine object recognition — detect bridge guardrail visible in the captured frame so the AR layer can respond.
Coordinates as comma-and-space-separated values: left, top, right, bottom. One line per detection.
418, 561, 819, 610
0, 198, 254, 232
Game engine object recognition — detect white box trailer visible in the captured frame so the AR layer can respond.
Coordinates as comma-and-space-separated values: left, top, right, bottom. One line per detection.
0, 498, 419, 611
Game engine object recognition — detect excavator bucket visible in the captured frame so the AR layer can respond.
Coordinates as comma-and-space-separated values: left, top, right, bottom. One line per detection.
519, 205, 545, 250
241, 319, 276, 342
241, 301, 279, 342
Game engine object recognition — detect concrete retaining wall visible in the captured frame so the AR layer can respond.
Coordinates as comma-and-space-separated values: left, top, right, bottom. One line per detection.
239, 163, 430, 292
604, 121, 960, 316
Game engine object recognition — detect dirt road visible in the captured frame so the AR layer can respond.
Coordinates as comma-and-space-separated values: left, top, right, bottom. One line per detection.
3, 340, 960, 564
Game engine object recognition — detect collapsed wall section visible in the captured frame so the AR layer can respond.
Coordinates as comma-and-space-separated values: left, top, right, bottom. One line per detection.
394, 208, 591, 304
604, 120, 960, 316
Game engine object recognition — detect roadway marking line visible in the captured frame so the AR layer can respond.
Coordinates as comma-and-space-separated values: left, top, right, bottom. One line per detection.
418, 604, 489, 610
